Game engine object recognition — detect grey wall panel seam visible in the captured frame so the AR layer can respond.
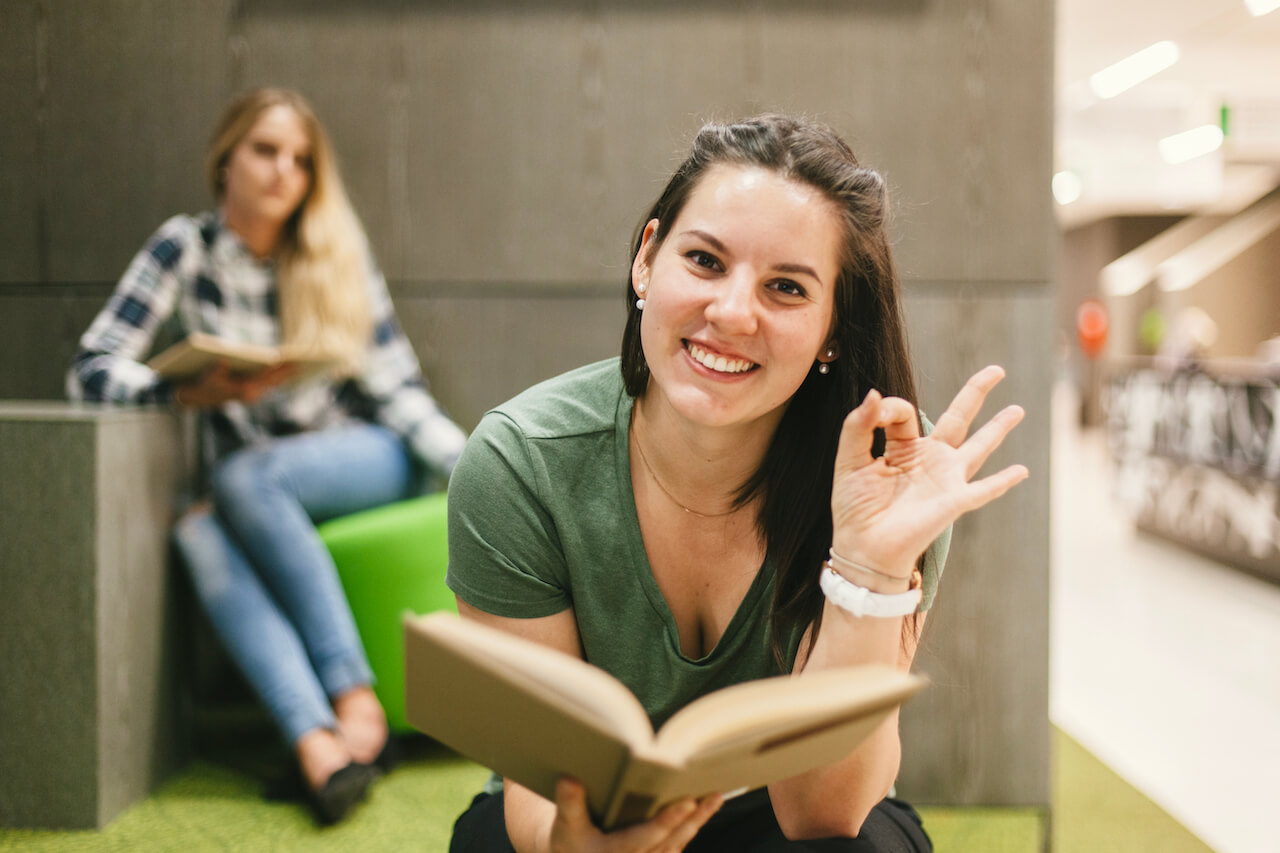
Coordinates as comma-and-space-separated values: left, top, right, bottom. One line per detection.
35, 0, 50, 283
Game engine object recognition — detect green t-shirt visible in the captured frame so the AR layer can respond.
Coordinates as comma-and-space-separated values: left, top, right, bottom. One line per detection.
446, 357, 949, 730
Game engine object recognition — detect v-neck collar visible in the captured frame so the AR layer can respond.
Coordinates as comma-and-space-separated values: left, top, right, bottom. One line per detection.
612, 387, 775, 666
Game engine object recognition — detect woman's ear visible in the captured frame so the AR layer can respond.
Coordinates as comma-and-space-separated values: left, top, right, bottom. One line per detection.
631, 219, 660, 298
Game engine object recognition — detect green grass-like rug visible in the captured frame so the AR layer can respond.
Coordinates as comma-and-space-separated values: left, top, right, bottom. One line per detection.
2, 740, 489, 853
1050, 732, 1213, 853
0, 728, 1212, 851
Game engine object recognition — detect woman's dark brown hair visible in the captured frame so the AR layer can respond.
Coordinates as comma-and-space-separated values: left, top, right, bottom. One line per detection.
620, 114, 920, 662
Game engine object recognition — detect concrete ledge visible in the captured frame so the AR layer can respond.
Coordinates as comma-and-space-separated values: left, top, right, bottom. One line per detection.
0, 403, 194, 828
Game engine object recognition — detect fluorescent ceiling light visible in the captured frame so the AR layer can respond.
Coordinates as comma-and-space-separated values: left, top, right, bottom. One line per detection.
1159, 125, 1224, 165
1102, 257, 1150, 297
1052, 171, 1083, 205
1088, 41, 1180, 100
1245, 0, 1280, 16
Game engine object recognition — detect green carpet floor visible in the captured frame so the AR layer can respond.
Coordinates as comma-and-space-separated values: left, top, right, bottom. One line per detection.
1, 728, 1214, 851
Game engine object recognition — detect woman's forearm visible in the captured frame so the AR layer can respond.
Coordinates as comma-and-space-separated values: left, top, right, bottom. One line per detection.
504, 780, 557, 853
767, 598, 920, 839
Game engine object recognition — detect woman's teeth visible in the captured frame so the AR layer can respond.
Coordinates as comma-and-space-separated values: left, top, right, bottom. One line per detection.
687, 343, 755, 374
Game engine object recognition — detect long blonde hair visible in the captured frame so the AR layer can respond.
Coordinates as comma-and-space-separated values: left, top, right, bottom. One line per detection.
206, 88, 371, 375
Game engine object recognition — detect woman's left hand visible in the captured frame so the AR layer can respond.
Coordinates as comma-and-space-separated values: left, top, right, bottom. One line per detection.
829, 365, 1029, 579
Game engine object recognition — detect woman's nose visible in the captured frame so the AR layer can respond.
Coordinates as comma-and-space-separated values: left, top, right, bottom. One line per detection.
705, 273, 758, 334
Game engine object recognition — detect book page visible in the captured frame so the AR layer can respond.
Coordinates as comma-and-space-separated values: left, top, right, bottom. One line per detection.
147, 332, 282, 379
147, 332, 340, 382
404, 614, 664, 815
609, 707, 898, 828
651, 665, 925, 761
599, 667, 923, 828
411, 614, 654, 743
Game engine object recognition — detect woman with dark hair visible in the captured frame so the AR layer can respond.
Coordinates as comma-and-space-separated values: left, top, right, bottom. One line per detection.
68, 88, 467, 824
446, 114, 1027, 852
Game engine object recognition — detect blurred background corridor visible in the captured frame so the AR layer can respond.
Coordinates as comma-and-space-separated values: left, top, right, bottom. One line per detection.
1051, 380, 1280, 853
1052, 6, 1280, 848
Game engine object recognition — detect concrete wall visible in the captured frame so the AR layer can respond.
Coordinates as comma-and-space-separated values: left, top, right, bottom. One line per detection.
0, 0, 1055, 808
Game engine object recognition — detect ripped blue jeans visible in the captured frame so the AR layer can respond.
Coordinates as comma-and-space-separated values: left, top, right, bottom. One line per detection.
173, 423, 416, 745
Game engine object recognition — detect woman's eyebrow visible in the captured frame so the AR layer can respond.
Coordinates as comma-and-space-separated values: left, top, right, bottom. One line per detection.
681, 229, 730, 254
774, 262, 823, 283
680, 228, 824, 284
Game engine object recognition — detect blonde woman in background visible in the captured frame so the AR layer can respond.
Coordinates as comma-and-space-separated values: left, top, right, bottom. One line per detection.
68, 88, 466, 824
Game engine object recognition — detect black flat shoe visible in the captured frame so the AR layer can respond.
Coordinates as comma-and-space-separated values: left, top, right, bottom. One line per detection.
308, 761, 381, 825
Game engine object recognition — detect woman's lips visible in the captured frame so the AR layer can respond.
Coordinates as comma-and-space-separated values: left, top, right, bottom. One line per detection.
684, 341, 758, 374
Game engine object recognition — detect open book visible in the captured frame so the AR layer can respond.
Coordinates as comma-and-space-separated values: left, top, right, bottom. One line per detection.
404, 612, 927, 829
146, 332, 339, 382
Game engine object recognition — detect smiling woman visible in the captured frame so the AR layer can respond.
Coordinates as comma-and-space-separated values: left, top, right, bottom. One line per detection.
445, 114, 1029, 853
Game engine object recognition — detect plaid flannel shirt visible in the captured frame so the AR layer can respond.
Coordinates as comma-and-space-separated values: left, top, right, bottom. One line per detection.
68, 212, 466, 476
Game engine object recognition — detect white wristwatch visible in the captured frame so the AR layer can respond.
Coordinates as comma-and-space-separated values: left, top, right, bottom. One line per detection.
819, 565, 922, 618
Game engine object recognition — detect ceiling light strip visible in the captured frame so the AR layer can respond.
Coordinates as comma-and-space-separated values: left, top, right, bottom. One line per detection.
1088, 41, 1180, 100
1159, 125, 1225, 165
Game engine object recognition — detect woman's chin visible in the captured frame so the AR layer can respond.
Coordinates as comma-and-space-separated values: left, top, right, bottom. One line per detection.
651, 382, 786, 434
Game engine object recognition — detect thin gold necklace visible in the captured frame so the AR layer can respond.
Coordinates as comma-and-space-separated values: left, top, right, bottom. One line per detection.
631, 424, 738, 519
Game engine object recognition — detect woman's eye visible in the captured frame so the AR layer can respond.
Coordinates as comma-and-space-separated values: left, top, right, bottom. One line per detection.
687, 251, 720, 270
295, 155, 313, 171
771, 279, 806, 297
253, 142, 276, 157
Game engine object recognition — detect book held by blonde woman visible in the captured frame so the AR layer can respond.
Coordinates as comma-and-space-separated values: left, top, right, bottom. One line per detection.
146, 331, 340, 381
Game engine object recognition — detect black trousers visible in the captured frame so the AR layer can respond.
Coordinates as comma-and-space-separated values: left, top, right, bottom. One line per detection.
449, 788, 932, 853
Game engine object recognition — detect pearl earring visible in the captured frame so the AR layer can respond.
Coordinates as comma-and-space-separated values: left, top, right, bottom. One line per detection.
818, 348, 835, 374
636, 280, 647, 310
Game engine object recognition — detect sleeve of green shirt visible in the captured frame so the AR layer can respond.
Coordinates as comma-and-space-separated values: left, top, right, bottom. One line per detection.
919, 523, 950, 612
917, 412, 952, 612
445, 410, 573, 618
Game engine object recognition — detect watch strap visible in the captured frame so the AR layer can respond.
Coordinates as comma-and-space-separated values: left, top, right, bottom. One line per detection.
819, 565, 922, 618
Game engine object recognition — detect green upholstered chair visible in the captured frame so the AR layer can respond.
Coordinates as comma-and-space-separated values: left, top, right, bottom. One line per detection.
317, 491, 455, 733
